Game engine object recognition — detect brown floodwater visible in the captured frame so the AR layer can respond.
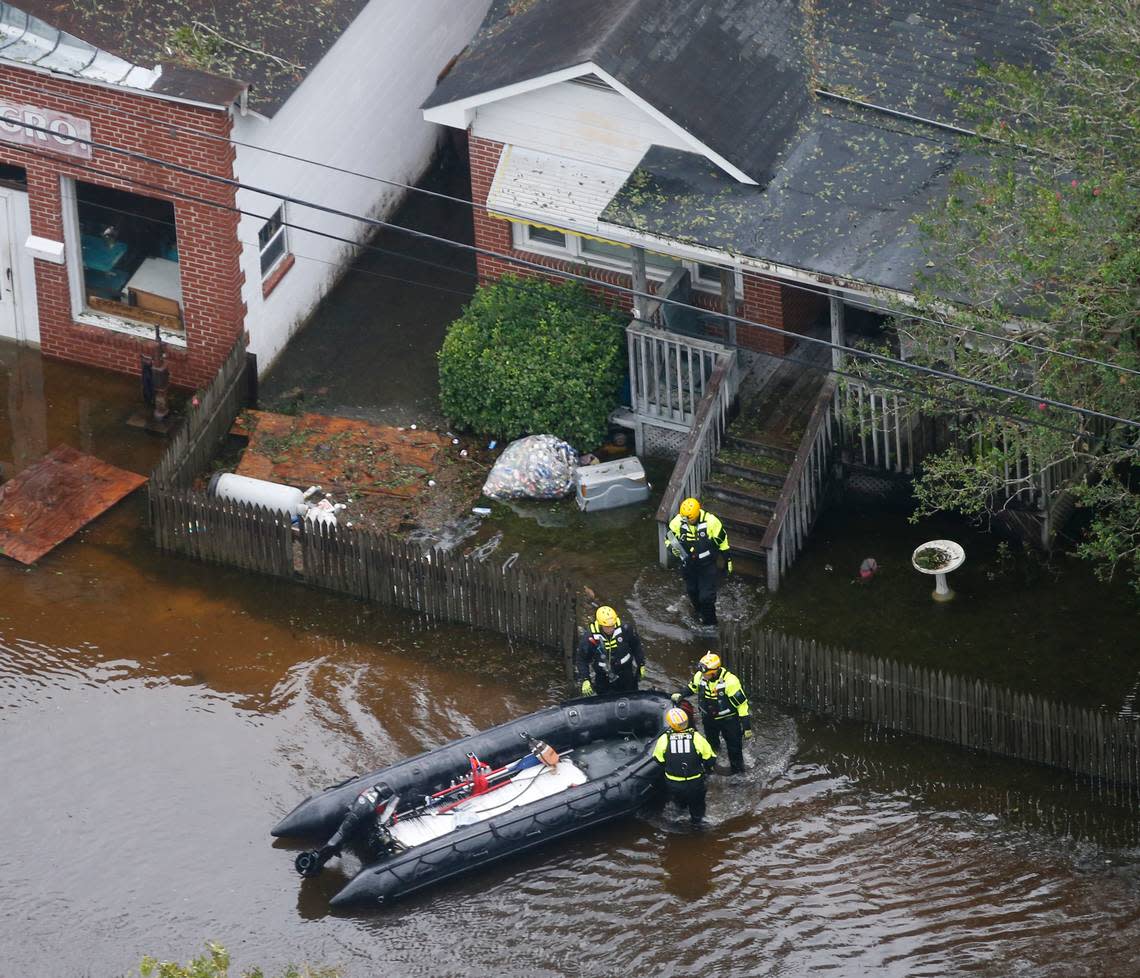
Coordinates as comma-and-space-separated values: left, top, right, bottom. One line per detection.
3, 346, 1140, 973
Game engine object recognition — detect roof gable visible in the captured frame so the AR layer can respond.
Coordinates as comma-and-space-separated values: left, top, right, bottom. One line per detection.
424, 0, 1041, 185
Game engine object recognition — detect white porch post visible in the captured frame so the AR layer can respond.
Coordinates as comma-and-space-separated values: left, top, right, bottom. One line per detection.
830, 291, 846, 371
720, 268, 737, 347
631, 247, 648, 321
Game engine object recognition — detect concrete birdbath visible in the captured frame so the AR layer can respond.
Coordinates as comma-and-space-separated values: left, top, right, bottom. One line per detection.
912, 540, 965, 602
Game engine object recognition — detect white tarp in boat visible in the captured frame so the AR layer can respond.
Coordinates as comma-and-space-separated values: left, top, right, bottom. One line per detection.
390, 758, 587, 849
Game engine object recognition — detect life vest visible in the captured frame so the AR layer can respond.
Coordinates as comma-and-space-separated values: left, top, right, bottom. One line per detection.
697, 669, 734, 720
587, 621, 633, 675
662, 731, 706, 782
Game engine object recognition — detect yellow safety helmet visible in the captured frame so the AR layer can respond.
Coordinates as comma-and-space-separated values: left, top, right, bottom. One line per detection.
666, 707, 690, 732
679, 497, 701, 521
595, 605, 618, 629
699, 651, 722, 676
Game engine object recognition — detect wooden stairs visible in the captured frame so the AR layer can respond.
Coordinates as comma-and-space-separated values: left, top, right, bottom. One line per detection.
701, 354, 830, 578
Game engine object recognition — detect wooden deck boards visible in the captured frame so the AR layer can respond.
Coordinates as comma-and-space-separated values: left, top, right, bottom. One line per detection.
0, 445, 147, 564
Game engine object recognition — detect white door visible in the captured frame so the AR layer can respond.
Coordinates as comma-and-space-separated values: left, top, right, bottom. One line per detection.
0, 192, 17, 340
0, 187, 37, 345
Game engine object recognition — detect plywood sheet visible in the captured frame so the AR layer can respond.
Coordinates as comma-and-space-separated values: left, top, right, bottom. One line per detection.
0, 445, 147, 564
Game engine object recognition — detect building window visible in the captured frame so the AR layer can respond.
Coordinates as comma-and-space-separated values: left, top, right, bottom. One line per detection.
70, 180, 182, 332
258, 205, 288, 277
514, 221, 737, 294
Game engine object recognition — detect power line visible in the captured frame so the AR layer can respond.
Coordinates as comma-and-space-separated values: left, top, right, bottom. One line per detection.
29, 82, 1140, 382
6, 118, 1138, 430
75, 185, 1098, 442
27, 145, 1107, 442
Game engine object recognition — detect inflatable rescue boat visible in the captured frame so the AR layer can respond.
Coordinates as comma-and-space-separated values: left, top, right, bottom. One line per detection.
272, 691, 672, 908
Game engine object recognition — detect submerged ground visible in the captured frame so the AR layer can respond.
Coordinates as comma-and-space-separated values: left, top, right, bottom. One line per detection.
1, 151, 1138, 976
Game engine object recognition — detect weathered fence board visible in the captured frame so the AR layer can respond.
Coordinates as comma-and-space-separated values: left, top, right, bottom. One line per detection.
148, 337, 579, 666
725, 625, 1140, 804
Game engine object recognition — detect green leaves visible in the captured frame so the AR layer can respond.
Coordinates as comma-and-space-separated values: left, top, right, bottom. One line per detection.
439, 276, 625, 449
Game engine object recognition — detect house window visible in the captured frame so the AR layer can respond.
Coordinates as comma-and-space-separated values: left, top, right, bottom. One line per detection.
514, 221, 737, 294
70, 180, 182, 332
258, 205, 288, 276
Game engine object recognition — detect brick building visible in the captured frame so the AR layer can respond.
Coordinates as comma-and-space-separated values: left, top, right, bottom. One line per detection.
0, 0, 489, 388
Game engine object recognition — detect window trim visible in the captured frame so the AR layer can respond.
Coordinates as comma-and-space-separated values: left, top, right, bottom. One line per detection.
511, 221, 741, 296
59, 176, 187, 346
258, 204, 289, 278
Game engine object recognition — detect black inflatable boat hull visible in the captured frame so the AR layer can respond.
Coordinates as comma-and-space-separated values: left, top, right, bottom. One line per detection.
273, 691, 672, 907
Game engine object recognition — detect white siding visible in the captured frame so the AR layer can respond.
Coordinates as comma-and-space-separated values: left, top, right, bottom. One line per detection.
472, 81, 690, 171
234, 0, 490, 374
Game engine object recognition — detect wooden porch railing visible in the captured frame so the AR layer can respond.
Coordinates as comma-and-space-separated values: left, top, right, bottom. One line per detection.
654, 357, 736, 565
761, 375, 840, 591
627, 321, 731, 427
838, 381, 925, 474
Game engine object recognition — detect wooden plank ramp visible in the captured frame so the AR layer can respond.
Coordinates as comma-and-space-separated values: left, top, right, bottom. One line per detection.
0, 445, 146, 564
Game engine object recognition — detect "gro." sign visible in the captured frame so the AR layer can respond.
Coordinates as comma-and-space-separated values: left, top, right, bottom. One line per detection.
0, 101, 91, 159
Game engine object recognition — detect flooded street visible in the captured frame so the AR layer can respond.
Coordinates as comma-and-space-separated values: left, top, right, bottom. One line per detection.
2, 157, 1140, 976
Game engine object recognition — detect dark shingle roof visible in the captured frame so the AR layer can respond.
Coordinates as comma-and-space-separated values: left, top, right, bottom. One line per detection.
426, 0, 811, 184
600, 105, 983, 295
426, 0, 1041, 184
428, 0, 1043, 295
18, 0, 373, 116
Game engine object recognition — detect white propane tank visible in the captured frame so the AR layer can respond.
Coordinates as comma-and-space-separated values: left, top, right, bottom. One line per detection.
208, 472, 307, 517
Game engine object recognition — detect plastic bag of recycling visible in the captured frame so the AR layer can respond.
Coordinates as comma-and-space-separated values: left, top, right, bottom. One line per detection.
482, 435, 578, 501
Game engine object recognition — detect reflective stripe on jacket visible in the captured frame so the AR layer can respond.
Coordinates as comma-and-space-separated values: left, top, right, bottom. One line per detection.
667, 511, 729, 563
652, 729, 716, 781
574, 616, 644, 681
687, 667, 750, 722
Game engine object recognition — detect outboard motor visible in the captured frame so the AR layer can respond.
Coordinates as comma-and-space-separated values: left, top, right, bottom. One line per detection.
295, 785, 395, 878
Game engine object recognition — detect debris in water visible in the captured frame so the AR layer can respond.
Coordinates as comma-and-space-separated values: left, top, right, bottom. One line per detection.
859, 557, 879, 580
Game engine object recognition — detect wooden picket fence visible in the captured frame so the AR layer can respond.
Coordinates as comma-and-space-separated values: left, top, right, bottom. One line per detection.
724, 623, 1140, 804
149, 488, 579, 663
147, 336, 580, 665
151, 337, 250, 490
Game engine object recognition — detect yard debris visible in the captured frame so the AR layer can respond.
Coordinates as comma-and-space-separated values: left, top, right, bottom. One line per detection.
227, 410, 485, 536
481, 435, 578, 501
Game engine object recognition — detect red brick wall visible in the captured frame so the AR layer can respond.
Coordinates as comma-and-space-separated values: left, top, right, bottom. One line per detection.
0, 64, 245, 389
467, 134, 819, 354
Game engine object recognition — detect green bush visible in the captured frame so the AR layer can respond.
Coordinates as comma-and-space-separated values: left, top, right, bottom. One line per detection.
135, 942, 338, 978
438, 276, 626, 449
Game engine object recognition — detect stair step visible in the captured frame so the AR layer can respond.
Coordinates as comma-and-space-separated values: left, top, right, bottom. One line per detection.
703, 497, 772, 535
724, 432, 797, 463
728, 531, 768, 561
703, 478, 779, 514
713, 448, 790, 488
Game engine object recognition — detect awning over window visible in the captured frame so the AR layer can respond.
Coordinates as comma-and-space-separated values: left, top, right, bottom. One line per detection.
486, 145, 633, 241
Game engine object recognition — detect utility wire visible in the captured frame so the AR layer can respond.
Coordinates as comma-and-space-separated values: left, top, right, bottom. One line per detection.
41, 155, 1105, 441
30, 82, 1140, 381
7, 118, 1138, 430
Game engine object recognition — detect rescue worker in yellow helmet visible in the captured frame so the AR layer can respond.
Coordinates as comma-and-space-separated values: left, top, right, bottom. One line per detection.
653, 706, 717, 826
575, 604, 646, 696
667, 497, 731, 626
672, 651, 750, 773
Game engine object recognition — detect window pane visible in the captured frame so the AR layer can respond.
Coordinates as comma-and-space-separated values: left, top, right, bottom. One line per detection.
260, 229, 287, 275
526, 225, 566, 247
697, 263, 725, 282
75, 179, 182, 330
581, 237, 633, 263
259, 206, 287, 276
258, 206, 284, 251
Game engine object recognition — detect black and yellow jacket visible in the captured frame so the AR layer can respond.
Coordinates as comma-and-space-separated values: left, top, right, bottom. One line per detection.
667, 510, 730, 565
652, 728, 717, 782
574, 615, 644, 683
685, 667, 751, 730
